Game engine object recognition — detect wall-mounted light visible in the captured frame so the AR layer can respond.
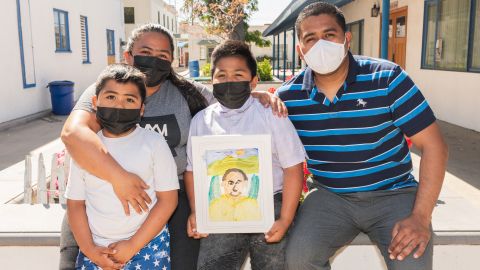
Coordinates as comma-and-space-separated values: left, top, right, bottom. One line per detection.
371, 2, 380, 17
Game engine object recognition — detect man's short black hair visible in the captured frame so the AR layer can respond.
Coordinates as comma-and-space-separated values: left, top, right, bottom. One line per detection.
295, 1, 347, 38
95, 64, 147, 103
211, 40, 257, 78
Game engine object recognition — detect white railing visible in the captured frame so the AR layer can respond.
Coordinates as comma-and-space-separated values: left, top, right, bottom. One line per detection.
23, 150, 69, 205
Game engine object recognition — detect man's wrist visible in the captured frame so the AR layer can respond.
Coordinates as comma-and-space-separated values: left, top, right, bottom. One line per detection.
411, 210, 432, 226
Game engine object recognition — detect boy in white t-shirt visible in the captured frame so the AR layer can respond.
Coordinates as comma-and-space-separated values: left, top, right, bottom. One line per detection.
65, 64, 179, 270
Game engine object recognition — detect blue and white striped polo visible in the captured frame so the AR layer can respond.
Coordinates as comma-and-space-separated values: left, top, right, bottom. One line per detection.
277, 52, 436, 193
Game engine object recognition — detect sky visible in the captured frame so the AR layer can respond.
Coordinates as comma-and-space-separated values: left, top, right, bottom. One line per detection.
174, 0, 292, 26
250, 0, 293, 25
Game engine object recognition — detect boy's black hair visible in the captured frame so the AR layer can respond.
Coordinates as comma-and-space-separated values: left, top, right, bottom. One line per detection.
95, 64, 147, 103
211, 40, 257, 78
295, 2, 347, 38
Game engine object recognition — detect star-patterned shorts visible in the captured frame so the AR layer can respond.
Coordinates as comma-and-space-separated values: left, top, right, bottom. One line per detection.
75, 227, 171, 270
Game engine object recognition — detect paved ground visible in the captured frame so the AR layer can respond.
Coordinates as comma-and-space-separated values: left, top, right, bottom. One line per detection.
410, 121, 480, 190
438, 121, 480, 190
0, 114, 67, 171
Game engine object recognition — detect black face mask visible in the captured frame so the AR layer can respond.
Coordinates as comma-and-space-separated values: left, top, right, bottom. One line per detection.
213, 81, 251, 109
96, 107, 141, 135
133, 55, 171, 87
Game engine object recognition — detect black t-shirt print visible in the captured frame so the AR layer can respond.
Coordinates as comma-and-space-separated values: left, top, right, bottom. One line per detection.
139, 115, 181, 157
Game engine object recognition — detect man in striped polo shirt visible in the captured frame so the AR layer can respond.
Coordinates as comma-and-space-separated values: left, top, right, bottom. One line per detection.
280, 2, 448, 270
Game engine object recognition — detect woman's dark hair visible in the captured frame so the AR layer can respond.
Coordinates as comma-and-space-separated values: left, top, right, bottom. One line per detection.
126, 23, 208, 116
295, 2, 347, 38
95, 64, 147, 103
211, 40, 257, 78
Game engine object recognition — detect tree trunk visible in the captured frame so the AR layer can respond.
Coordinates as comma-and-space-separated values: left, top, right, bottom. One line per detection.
229, 19, 245, 40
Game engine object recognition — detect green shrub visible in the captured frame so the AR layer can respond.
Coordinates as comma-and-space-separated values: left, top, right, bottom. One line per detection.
257, 59, 273, 81
256, 55, 272, 63
200, 63, 212, 77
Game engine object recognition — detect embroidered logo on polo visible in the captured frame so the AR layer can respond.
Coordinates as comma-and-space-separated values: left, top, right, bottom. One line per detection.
139, 115, 181, 157
356, 98, 367, 108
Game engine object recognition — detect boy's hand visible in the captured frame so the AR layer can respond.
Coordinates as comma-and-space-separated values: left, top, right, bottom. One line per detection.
85, 245, 123, 269
265, 218, 291, 243
251, 91, 288, 117
111, 171, 151, 215
187, 212, 208, 239
108, 240, 138, 264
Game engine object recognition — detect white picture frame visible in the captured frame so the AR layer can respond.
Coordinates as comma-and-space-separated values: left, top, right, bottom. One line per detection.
191, 134, 274, 234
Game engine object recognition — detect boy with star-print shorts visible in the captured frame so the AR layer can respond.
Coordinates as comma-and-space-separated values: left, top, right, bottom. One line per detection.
75, 229, 170, 270
65, 64, 179, 270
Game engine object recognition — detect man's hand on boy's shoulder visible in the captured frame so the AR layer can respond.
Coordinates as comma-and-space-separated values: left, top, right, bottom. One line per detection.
251, 91, 288, 117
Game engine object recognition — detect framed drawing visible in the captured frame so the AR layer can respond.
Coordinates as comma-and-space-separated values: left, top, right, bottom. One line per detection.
191, 134, 274, 233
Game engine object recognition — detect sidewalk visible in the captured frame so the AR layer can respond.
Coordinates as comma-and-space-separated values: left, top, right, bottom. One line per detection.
0, 114, 67, 171
438, 121, 480, 190
408, 120, 480, 190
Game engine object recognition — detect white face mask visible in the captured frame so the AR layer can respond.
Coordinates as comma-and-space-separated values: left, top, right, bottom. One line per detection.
301, 38, 347, 75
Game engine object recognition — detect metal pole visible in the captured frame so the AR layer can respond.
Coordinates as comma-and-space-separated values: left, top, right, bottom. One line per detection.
275, 35, 278, 78
277, 34, 280, 79
381, 0, 390, 59
283, 30, 287, 81
292, 28, 296, 76
272, 35, 276, 79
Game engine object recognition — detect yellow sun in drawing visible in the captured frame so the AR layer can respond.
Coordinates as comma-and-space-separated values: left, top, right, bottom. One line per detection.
235, 149, 245, 157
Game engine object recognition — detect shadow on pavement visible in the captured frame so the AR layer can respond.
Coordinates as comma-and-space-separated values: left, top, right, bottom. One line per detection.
0, 115, 67, 171
410, 120, 480, 190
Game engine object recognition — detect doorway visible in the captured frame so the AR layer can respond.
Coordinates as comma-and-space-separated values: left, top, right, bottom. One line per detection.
387, 7, 408, 69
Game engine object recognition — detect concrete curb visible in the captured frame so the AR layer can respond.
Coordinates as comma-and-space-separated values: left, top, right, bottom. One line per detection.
0, 233, 60, 246
0, 110, 51, 132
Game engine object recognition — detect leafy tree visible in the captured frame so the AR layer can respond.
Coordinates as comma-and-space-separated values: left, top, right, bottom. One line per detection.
182, 0, 258, 40
245, 28, 271, 47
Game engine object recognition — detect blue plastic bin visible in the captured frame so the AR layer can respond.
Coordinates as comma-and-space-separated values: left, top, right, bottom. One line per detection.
47, 80, 75, 115
188, 60, 200, 78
